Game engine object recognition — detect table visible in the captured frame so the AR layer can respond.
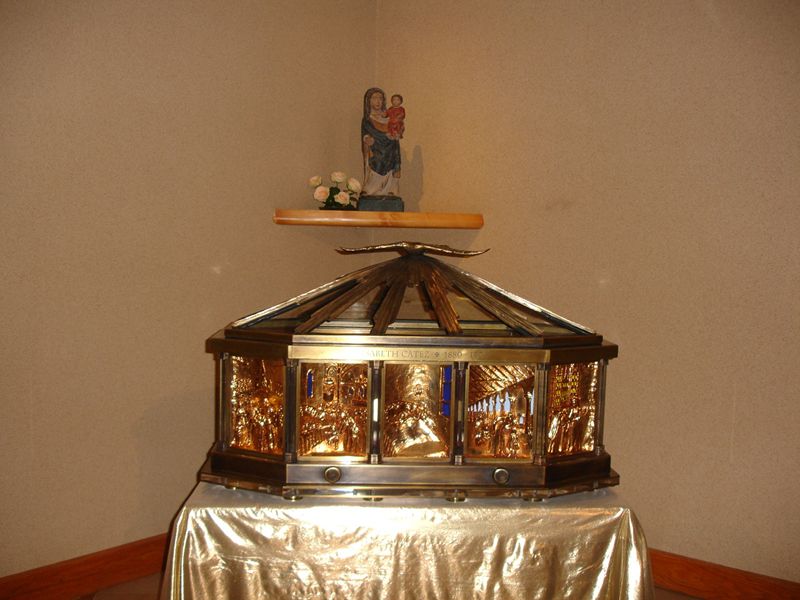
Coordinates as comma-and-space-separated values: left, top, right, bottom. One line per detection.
161, 483, 654, 599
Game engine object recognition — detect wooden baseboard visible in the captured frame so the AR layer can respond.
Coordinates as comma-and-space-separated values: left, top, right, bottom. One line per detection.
0, 533, 168, 600
650, 549, 800, 599
2, 535, 799, 600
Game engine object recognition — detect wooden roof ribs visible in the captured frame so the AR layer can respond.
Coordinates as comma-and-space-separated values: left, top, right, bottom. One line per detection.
419, 260, 462, 335
437, 262, 545, 336
262, 253, 582, 340
370, 273, 408, 335
296, 261, 402, 334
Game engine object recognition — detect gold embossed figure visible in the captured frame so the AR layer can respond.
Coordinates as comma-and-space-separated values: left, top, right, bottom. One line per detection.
546, 362, 598, 456
229, 357, 285, 455
383, 364, 449, 458
468, 394, 529, 459
299, 363, 368, 456
466, 366, 534, 459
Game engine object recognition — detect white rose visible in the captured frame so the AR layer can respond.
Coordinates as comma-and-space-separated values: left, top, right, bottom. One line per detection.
334, 191, 350, 205
308, 175, 322, 187
346, 178, 362, 194
330, 171, 347, 184
313, 185, 330, 202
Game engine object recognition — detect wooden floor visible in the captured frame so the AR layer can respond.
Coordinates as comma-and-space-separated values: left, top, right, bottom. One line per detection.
83, 573, 699, 599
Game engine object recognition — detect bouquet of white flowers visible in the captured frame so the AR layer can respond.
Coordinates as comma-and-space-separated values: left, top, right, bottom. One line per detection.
309, 172, 362, 210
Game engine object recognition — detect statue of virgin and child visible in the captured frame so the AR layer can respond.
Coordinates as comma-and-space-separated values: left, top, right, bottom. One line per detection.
361, 87, 405, 205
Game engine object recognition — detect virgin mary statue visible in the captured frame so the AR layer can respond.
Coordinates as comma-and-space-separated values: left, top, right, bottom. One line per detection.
361, 87, 401, 197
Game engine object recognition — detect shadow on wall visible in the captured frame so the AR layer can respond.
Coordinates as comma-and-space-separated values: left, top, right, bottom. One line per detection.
366, 140, 484, 260
399, 145, 423, 212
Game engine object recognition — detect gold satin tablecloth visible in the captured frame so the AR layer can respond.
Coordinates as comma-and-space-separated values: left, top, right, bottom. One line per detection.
161, 483, 653, 600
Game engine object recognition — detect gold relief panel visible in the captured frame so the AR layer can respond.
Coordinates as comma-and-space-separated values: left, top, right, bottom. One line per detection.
546, 362, 599, 456
465, 365, 536, 460
382, 364, 452, 459
298, 362, 369, 458
228, 356, 285, 455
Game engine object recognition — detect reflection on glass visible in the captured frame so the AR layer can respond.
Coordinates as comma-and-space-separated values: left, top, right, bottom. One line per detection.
383, 364, 450, 458
466, 365, 535, 459
299, 362, 368, 457
229, 356, 285, 455
393, 285, 439, 321
546, 362, 599, 456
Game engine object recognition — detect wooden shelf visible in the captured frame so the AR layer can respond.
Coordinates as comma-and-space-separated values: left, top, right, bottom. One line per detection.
273, 209, 483, 229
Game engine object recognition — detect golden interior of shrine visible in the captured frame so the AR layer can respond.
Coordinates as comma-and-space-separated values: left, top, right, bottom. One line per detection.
466, 364, 535, 460
224, 356, 602, 462
228, 356, 285, 456
546, 362, 599, 456
382, 364, 451, 459
298, 362, 369, 457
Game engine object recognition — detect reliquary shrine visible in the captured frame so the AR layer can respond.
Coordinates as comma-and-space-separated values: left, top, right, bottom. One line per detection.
200, 242, 619, 500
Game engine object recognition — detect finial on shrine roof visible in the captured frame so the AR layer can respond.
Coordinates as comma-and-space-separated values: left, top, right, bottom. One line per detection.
336, 241, 489, 258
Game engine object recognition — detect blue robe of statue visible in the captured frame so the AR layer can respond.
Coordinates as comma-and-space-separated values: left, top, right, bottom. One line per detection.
362, 117, 401, 179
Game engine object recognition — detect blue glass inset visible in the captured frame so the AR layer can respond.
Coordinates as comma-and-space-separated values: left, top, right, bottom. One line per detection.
441, 365, 452, 416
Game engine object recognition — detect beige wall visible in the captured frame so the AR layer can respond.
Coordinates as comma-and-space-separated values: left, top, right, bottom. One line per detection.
374, 0, 800, 583
0, 0, 378, 575
1, 0, 798, 584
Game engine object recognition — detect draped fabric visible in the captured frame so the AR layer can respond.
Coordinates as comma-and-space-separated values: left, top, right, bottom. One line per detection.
161, 483, 654, 600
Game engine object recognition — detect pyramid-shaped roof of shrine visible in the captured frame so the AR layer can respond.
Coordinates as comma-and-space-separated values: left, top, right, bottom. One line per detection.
225, 242, 603, 349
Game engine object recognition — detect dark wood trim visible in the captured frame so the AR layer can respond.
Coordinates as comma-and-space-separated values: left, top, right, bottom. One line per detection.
2, 533, 799, 600
650, 548, 800, 599
0, 533, 168, 600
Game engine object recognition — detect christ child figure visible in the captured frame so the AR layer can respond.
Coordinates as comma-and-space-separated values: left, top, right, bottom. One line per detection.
386, 94, 405, 140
